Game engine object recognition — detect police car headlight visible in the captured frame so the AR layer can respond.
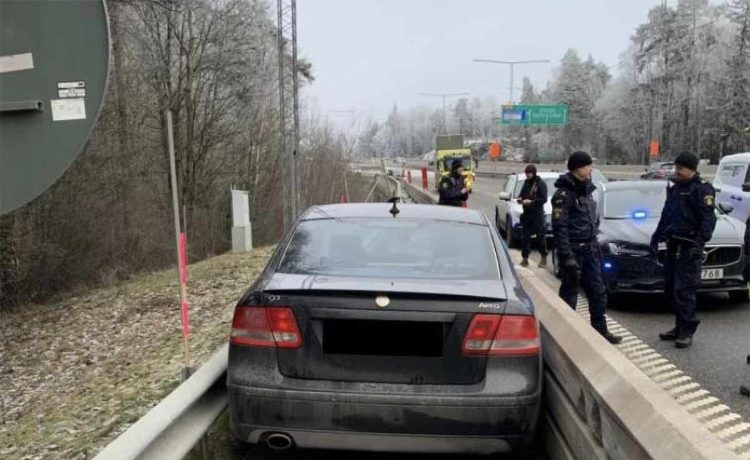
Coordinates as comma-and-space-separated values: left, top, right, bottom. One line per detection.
608, 242, 651, 257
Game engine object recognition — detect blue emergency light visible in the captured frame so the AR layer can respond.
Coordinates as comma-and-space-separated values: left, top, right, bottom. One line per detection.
632, 210, 648, 220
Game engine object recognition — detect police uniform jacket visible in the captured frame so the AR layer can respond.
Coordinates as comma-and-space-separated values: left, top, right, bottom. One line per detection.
652, 174, 717, 248
438, 174, 468, 206
551, 173, 599, 262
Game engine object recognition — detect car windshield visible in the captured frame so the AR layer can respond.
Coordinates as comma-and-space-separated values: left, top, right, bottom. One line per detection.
443, 157, 472, 171
604, 188, 666, 219
278, 218, 499, 280
513, 177, 557, 198
650, 162, 674, 172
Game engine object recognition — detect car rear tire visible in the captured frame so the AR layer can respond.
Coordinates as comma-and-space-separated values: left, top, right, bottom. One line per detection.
505, 219, 516, 248
729, 289, 750, 304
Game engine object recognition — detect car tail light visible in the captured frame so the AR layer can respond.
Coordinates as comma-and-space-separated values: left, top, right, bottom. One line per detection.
230, 306, 302, 349
462, 314, 539, 356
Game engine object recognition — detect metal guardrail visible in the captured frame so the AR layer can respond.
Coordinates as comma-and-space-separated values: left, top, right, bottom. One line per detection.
94, 344, 229, 460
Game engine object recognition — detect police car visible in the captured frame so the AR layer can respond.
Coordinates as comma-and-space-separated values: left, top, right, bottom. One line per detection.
495, 170, 607, 248
565, 180, 749, 303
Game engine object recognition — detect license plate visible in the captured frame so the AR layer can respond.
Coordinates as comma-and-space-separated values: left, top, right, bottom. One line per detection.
701, 268, 723, 280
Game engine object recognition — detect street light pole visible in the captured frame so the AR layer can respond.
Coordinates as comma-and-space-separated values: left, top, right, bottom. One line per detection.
419, 92, 469, 133
474, 59, 550, 104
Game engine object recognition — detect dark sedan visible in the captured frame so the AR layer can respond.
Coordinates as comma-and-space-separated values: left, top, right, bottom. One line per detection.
593, 181, 748, 302
227, 203, 542, 455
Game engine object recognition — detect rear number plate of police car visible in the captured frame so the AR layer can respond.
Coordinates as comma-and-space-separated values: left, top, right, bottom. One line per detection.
701, 268, 723, 280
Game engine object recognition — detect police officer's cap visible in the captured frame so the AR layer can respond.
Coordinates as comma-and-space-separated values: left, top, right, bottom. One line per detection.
674, 151, 699, 171
451, 160, 464, 171
567, 151, 592, 171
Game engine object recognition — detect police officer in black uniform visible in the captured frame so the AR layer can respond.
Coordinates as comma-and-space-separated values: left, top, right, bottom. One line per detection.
438, 160, 469, 207
519, 164, 549, 268
552, 151, 622, 344
651, 151, 717, 349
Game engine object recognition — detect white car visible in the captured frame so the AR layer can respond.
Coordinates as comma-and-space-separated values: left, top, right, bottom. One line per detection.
495, 170, 607, 248
713, 152, 750, 223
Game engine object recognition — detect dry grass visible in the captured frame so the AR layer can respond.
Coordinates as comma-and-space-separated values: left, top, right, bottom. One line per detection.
0, 246, 275, 459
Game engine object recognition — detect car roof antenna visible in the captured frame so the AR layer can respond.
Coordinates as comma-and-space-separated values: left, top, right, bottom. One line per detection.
387, 196, 401, 218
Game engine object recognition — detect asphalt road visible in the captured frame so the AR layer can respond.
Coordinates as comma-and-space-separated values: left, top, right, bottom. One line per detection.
468, 174, 750, 423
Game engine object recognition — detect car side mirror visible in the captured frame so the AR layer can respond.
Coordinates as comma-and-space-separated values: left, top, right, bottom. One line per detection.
743, 182, 750, 192
498, 191, 510, 201
718, 202, 734, 214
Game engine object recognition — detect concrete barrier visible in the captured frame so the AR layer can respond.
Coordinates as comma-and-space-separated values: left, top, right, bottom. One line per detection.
401, 178, 737, 459
514, 262, 739, 460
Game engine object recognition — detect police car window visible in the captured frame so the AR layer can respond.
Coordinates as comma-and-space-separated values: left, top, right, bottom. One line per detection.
720, 163, 746, 186
505, 177, 515, 195
278, 218, 500, 280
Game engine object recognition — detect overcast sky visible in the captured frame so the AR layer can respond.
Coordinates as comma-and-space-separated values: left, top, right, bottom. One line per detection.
297, 0, 675, 123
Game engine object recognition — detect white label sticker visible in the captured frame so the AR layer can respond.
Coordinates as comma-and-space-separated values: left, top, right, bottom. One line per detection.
50, 99, 86, 121
0, 53, 34, 74
58, 88, 86, 98
57, 81, 86, 89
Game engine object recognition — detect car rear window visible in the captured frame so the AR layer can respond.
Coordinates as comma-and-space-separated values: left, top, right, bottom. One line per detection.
278, 218, 500, 280
719, 162, 747, 187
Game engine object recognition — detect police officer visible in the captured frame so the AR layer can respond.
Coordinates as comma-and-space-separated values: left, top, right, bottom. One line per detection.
438, 160, 469, 207
519, 164, 549, 268
651, 151, 717, 349
552, 151, 622, 344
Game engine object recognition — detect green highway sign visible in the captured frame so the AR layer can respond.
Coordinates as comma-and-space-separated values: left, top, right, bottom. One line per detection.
500, 104, 568, 126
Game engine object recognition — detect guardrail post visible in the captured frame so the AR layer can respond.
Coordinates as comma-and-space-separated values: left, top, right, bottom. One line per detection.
421, 167, 428, 190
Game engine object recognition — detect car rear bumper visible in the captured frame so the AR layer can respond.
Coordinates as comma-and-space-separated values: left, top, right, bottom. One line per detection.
228, 384, 539, 453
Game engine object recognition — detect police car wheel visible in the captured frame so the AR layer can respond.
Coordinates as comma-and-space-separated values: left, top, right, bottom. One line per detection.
729, 289, 750, 304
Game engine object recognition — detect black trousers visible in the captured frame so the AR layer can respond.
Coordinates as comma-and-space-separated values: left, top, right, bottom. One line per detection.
664, 241, 702, 336
558, 242, 608, 334
521, 213, 548, 258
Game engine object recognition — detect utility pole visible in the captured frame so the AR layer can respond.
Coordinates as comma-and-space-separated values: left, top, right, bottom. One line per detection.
474, 59, 550, 104
276, 0, 300, 232
419, 92, 469, 133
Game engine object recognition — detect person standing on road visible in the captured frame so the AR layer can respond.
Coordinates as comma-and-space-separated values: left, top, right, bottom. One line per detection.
551, 151, 622, 344
650, 151, 717, 349
519, 164, 549, 268
438, 160, 469, 207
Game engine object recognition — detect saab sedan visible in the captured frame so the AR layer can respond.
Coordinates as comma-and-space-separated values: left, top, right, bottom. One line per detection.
227, 203, 542, 455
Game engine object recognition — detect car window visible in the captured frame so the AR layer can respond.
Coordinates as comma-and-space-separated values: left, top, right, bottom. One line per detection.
744, 165, 750, 186
506, 176, 515, 195
278, 218, 500, 280
718, 162, 747, 187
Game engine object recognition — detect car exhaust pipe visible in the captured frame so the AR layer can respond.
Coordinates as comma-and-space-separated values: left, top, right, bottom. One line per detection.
265, 432, 294, 451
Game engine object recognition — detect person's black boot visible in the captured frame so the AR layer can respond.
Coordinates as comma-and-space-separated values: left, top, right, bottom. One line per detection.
675, 334, 693, 349
520, 257, 529, 267
538, 255, 548, 267
602, 331, 622, 344
659, 328, 678, 341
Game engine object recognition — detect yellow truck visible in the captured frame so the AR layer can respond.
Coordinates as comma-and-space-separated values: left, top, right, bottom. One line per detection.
435, 134, 474, 191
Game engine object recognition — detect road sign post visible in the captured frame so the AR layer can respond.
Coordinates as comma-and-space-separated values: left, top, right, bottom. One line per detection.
500, 104, 568, 126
